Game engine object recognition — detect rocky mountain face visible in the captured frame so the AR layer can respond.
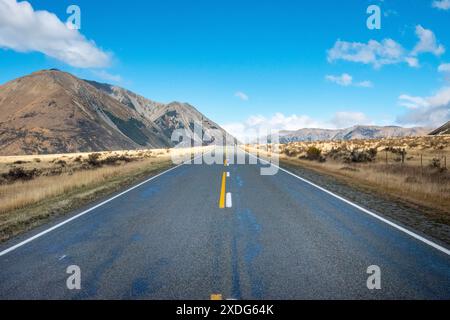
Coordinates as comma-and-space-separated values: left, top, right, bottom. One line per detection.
277, 125, 428, 143
430, 121, 450, 135
0, 70, 231, 155
278, 128, 341, 143
87, 81, 232, 146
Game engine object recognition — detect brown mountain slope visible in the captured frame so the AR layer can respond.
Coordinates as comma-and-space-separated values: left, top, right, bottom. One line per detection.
0, 70, 231, 155
0, 70, 172, 155
87, 81, 233, 146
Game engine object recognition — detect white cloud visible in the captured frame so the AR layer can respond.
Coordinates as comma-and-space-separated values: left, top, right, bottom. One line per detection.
91, 70, 122, 83
327, 26, 443, 68
330, 112, 370, 128
234, 91, 249, 101
397, 87, 450, 126
432, 0, 450, 10
405, 57, 420, 68
356, 80, 374, 88
327, 39, 407, 68
325, 73, 373, 88
0, 0, 110, 68
438, 63, 450, 72
222, 113, 321, 142
398, 95, 430, 109
222, 111, 372, 141
411, 25, 445, 56
325, 73, 353, 86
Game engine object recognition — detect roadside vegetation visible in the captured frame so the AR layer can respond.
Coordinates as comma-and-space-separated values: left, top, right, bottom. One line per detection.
0, 148, 195, 243
249, 135, 450, 221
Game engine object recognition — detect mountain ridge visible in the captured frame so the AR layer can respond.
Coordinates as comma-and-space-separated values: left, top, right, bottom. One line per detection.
0, 69, 231, 155
276, 125, 428, 143
429, 121, 450, 135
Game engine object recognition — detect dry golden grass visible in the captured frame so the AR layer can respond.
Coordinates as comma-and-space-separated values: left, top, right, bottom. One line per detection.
0, 147, 207, 242
0, 158, 163, 215
247, 135, 450, 217
281, 157, 450, 215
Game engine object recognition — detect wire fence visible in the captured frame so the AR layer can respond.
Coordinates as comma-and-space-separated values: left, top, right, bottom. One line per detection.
378, 149, 448, 171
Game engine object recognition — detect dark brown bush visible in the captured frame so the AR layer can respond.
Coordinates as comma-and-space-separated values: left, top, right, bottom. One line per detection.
350, 148, 377, 163
86, 153, 102, 167
1, 167, 41, 183
306, 146, 324, 161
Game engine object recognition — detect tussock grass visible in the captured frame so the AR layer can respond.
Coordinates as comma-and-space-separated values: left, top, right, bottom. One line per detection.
281, 158, 450, 215
248, 135, 450, 217
0, 147, 206, 242
0, 159, 165, 215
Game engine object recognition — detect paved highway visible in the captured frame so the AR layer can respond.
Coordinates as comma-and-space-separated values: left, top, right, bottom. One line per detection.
0, 149, 449, 299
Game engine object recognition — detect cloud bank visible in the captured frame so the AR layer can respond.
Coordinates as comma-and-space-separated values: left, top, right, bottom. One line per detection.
432, 0, 450, 10
330, 112, 370, 128
325, 73, 373, 88
438, 63, 450, 72
0, 0, 110, 68
222, 112, 372, 141
327, 39, 409, 68
411, 25, 445, 56
397, 87, 450, 127
327, 26, 443, 68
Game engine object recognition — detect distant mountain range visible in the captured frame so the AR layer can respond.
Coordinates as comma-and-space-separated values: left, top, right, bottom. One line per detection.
429, 121, 450, 135
0, 70, 231, 155
276, 125, 429, 143
1, 69, 445, 156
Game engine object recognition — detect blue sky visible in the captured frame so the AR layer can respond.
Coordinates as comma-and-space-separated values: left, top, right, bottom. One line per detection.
1, 0, 450, 139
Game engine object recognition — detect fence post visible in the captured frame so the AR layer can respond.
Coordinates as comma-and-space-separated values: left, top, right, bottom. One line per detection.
385, 150, 388, 165
421, 154, 423, 176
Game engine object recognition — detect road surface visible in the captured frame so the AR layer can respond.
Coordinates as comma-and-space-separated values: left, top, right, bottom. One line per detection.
0, 149, 449, 299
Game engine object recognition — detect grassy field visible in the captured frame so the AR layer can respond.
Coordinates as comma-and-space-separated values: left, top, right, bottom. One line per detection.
0, 148, 203, 243
248, 135, 450, 219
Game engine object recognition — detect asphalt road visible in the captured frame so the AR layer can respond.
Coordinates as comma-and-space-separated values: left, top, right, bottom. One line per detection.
0, 149, 449, 299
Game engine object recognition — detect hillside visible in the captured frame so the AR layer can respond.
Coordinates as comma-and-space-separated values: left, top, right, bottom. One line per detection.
430, 121, 450, 135
87, 81, 231, 146
277, 125, 427, 143
0, 70, 231, 155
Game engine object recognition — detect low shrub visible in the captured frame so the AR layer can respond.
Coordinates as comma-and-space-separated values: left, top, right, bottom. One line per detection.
430, 158, 441, 169
86, 153, 102, 167
350, 148, 377, 163
1, 167, 42, 183
306, 146, 323, 161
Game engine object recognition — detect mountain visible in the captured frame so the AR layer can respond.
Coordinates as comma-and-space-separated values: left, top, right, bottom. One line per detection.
86, 81, 231, 146
429, 121, 450, 135
278, 128, 341, 143
0, 70, 231, 155
332, 125, 428, 140
276, 125, 428, 143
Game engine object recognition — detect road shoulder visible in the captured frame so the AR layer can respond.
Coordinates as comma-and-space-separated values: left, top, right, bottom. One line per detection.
280, 158, 450, 247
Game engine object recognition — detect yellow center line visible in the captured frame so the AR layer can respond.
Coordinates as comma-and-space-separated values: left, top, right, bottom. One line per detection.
211, 294, 223, 300
219, 172, 227, 209
224, 148, 227, 166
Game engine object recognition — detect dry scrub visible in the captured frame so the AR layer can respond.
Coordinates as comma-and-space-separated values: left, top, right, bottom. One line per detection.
0, 148, 201, 242
249, 135, 450, 217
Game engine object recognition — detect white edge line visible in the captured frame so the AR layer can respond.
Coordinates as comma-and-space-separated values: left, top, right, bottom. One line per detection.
243, 148, 450, 256
0, 154, 202, 257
